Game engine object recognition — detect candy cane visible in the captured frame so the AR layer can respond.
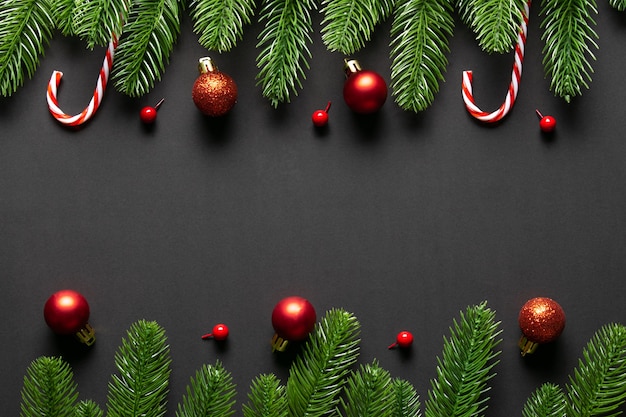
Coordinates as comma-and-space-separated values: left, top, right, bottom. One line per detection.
462, 0, 530, 122
47, 35, 118, 126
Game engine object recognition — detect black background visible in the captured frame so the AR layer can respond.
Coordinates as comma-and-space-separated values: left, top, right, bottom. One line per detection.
2, 3, 626, 416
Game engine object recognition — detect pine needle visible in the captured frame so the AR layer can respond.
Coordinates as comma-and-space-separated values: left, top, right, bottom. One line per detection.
19, 356, 78, 417
286, 308, 361, 417
112, 0, 182, 97
0, 0, 55, 97
176, 361, 236, 417
389, 0, 454, 112
609, 0, 626, 11
190, 0, 255, 52
340, 360, 394, 417
255, 0, 315, 107
106, 320, 172, 417
320, 0, 393, 54
540, 0, 598, 102
243, 374, 288, 417
424, 302, 502, 417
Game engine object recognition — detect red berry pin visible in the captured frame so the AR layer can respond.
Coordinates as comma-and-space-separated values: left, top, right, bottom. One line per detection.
140, 98, 165, 124
201, 323, 229, 341
388, 330, 414, 349
536, 109, 556, 133
312, 102, 331, 127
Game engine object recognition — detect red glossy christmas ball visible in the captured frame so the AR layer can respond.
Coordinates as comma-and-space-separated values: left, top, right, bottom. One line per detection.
44, 290, 91, 335
271, 296, 316, 351
518, 297, 565, 355
343, 59, 387, 114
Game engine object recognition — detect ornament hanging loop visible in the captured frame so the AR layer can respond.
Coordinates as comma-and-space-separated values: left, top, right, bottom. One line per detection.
46, 34, 118, 127
461, 0, 531, 123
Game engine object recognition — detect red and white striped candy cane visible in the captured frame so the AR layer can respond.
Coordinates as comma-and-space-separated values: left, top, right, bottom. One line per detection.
462, 0, 531, 122
47, 35, 118, 127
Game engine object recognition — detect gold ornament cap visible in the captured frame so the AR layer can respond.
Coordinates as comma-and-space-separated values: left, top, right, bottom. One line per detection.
198, 57, 218, 74
344, 59, 362, 76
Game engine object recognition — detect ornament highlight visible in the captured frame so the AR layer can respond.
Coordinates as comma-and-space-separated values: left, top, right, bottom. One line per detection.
462, 0, 530, 123
312, 101, 332, 127
271, 296, 316, 352
518, 297, 565, 355
192, 57, 238, 117
44, 290, 95, 346
536, 109, 556, 133
201, 323, 229, 341
388, 330, 414, 349
140, 98, 165, 124
343, 59, 387, 114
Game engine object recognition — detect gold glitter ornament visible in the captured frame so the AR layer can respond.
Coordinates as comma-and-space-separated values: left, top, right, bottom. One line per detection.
518, 297, 566, 356
192, 57, 238, 117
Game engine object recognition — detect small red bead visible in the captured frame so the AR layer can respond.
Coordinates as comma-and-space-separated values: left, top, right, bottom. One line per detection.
388, 330, 414, 349
312, 110, 328, 127
140, 106, 158, 124
539, 115, 556, 133
201, 323, 229, 341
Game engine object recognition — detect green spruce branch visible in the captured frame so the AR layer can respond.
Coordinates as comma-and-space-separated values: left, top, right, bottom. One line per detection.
286, 308, 361, 417
389, 0, 454, 112
243, 374, 288, 417
75, 400, 104, 417
176, 361, 237, 417
522, 383, 566, 417
71, 0, 130, 49
106, 320, 172, 417
256, 0, 316, 107
540, 0, 598, 102
112, 0, 182, 97
0, 0, 55, 97
339, 360, 394, 417
425, 302, 502, 417
19, 356, 78, 417
456, 0, 526, 53
609, 0, 626, 11
391, 379, 421, 417
190, 0, 255, 52
320, 0, 393, 54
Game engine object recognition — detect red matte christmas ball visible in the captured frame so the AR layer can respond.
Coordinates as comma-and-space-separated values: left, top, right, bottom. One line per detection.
44, 289, 95, 345
271, 296, 316, 351
343, 59, 387, 114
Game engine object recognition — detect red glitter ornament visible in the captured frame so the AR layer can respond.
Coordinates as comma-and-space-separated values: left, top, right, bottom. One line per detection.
388, 330, 414, 349
518, 297, 565, 355
271, 296, 316, 352
343, 59, 387, 114
44, 290, 95, 346
192, 57, 238, 117
201, 323, 229, 341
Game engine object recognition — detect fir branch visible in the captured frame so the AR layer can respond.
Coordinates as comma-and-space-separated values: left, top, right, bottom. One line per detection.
609, 0, 626, 11
286, 308, 361, 417
457, 0, 526, 53
243, 374, 288, 417
75, 400, 104, 417
565, 323, 626, 417
0, 0, 55, 97
19, 356, 78, 417
424, 302, 501, 417
522, 383, 566, 417
51, 0, 80, 36
540, 0, 598, 102
340, 360, 394, 417
391, 379, 421, 417
256, 0, 316, 107
106, 320, 172, 417
320, 0, 393, 54
190, 0, 255, 52
389, 0, 454, 112
71, 0, 130, 49
176, 361, 236, 417
112, 0, 181, 97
